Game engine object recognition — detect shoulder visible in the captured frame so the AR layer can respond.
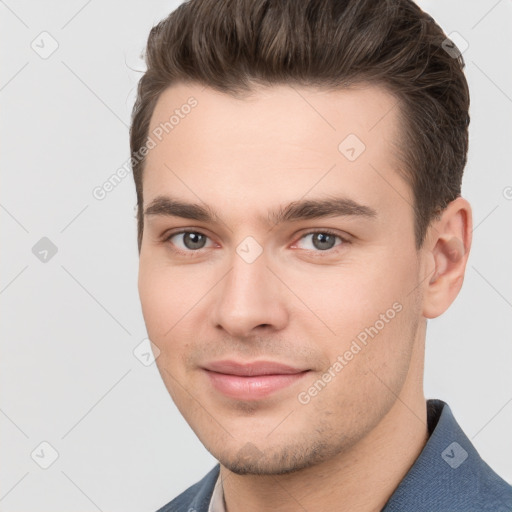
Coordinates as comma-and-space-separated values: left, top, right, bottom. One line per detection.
383, 400, 512, 511
470, 457, 512, 511
434, 400, 512, 511
155, 464, 221, 512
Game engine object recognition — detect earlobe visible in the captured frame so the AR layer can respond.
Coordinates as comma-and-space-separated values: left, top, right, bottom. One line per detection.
422, 198, 472, 319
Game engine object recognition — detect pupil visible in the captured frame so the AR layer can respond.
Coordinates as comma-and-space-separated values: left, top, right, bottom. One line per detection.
313, 233, 335, 250
184, 232, 206, 250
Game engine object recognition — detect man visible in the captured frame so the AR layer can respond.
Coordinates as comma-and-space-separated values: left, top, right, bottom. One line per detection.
129, 0, 512, 510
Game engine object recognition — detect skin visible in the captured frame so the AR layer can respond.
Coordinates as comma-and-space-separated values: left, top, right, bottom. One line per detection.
138, 82, 472, 512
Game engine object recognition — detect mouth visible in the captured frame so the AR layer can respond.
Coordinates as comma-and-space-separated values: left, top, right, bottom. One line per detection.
202, 360, 311, 400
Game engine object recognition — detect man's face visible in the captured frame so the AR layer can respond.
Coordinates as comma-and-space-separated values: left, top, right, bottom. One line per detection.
138, 82, 427, 474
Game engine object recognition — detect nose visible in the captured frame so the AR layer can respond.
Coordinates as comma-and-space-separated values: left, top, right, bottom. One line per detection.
211, 249, 289, 338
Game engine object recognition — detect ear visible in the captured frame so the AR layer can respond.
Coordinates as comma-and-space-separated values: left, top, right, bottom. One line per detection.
422, 197, 473, 319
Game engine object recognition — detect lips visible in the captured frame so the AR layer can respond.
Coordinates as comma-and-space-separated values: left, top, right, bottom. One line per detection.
202, 360, 310, 400
204, 360, 307, 376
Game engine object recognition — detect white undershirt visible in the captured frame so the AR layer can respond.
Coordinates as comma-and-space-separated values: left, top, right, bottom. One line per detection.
208, 474, 227, 512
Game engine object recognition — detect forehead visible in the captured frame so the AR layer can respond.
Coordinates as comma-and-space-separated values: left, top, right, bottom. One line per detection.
147, 81, 401, 152
142, 81, 410, 222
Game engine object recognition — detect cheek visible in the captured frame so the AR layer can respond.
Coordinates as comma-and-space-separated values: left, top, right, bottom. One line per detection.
138, 266, 170, 338
311, 295, 420, 427
285, 257, 411, 342
304, 252, 421, 379
343, 248, 418, 312
138, 263, 193, 397
137, 260, 216, 394
138, 259, 206, 338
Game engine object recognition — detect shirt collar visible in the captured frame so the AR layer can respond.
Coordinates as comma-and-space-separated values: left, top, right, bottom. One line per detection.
382, 399, 511, 511
208, 467, 227, 512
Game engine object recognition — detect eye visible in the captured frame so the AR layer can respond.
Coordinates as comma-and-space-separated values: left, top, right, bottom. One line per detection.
164, 229, 347, 255
294, 231, 345, 251
166, 231, 215, 251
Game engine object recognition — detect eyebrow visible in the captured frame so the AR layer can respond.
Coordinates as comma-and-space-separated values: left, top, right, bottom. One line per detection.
143, 195, 377, 225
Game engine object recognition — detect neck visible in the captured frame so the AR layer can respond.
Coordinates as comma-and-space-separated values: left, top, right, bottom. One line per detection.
220, 340, 428, 512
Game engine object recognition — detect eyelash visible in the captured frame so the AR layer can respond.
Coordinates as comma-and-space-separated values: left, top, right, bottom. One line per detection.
163, 229, 349, 257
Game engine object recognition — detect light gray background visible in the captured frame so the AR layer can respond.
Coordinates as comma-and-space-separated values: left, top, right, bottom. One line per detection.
1, 1, 511, 510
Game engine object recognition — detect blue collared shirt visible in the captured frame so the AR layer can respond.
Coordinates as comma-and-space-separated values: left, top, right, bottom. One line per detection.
157, 399, 512, 511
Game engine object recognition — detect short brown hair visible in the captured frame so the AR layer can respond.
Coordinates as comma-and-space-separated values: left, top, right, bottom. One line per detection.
130, 0, 470, 252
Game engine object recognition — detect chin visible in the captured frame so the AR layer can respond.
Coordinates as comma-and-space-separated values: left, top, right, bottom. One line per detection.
214, 439, 336, 476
